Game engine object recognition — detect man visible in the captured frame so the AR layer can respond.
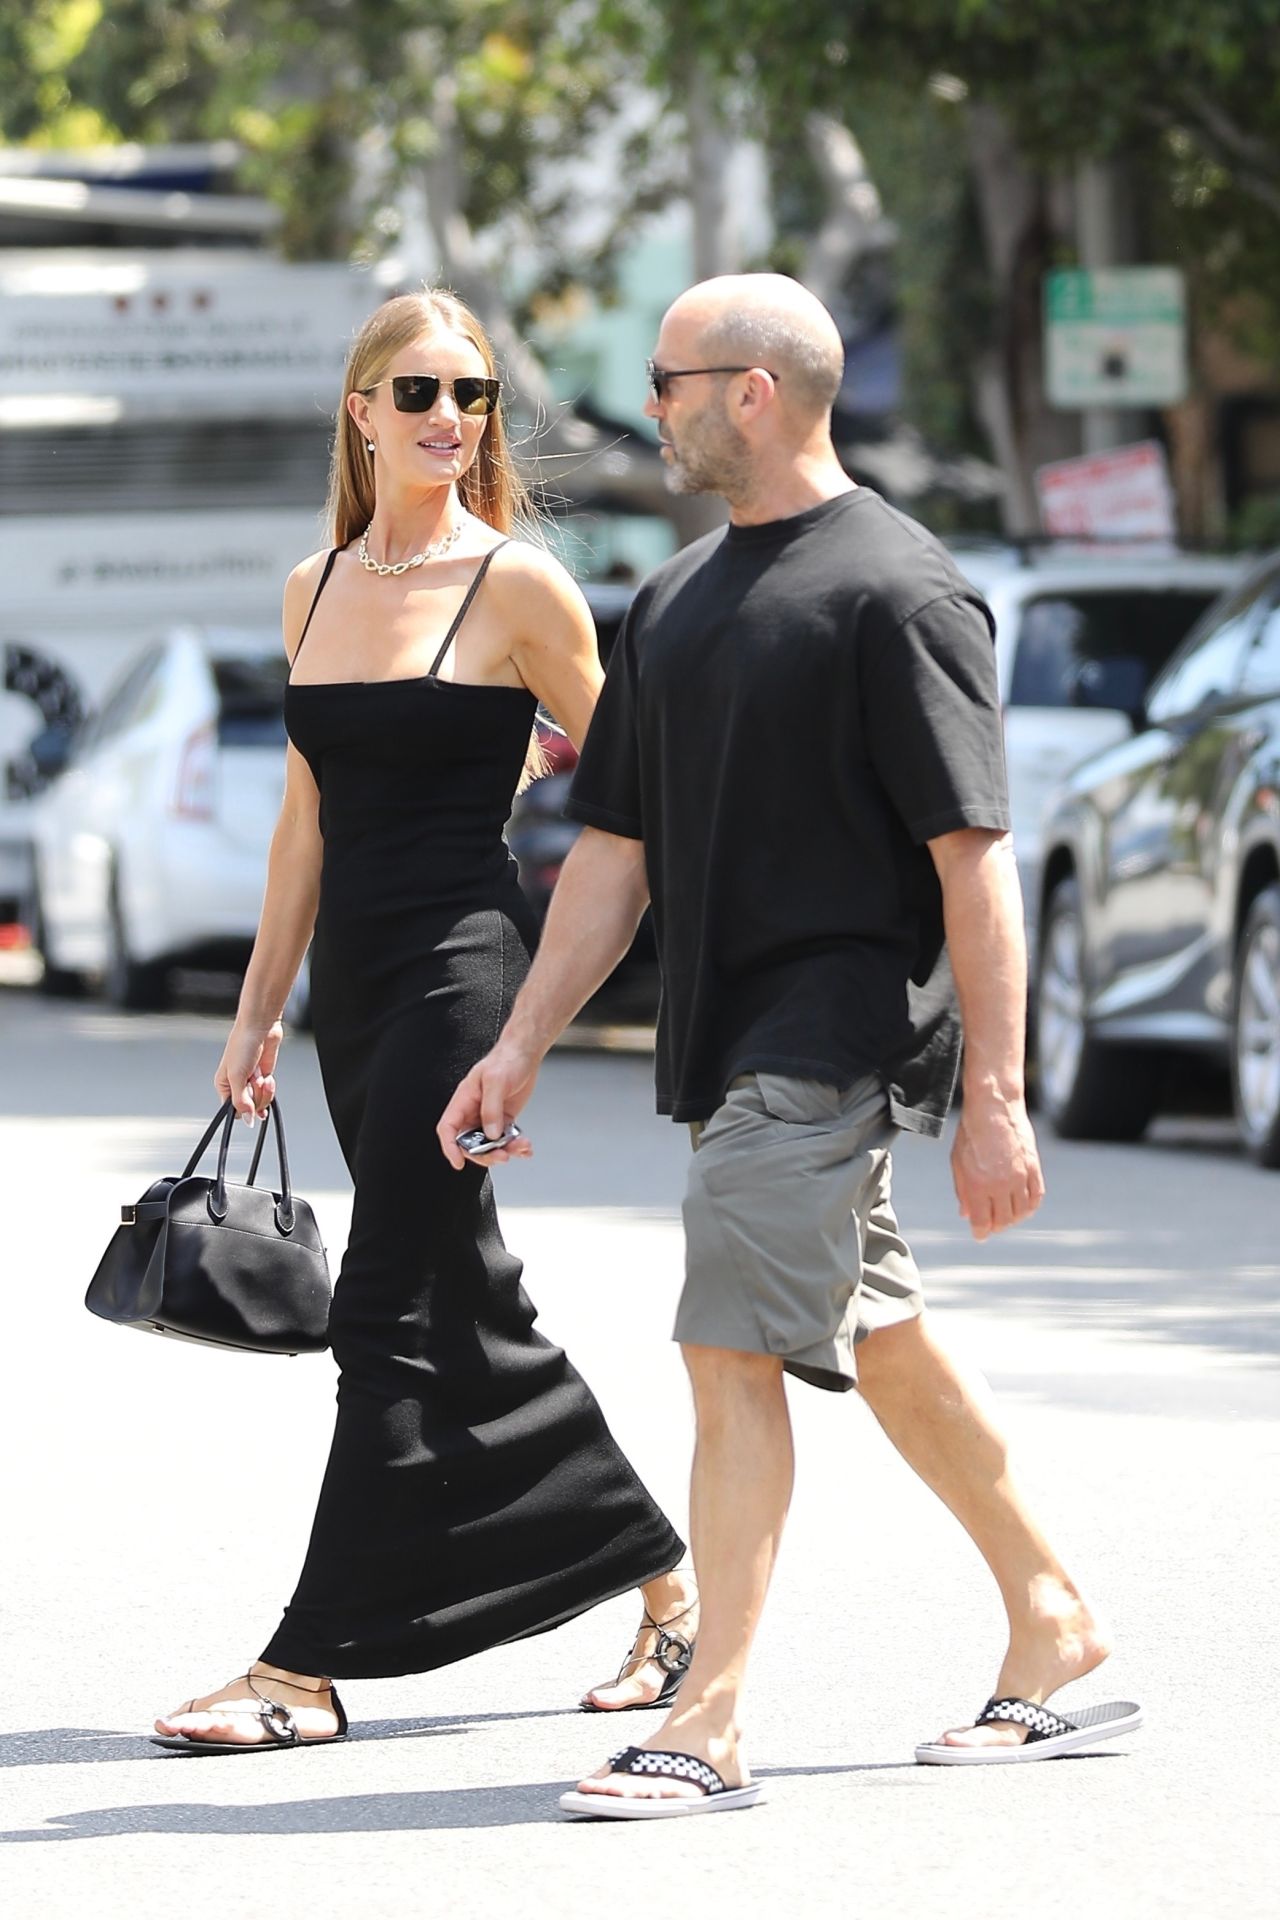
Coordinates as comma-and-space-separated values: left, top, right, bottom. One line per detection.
440, 275, 1134, 1817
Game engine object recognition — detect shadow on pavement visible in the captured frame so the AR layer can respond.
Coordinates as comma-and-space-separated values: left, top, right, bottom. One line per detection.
0, 1751, 1127, 1843
0, 1708, 580, 1770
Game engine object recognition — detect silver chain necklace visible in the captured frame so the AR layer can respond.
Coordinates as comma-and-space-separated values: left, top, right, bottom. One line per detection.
357, 519, 465, 577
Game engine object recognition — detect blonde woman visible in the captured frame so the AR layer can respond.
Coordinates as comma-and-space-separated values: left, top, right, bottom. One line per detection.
153, 291, 693, 1751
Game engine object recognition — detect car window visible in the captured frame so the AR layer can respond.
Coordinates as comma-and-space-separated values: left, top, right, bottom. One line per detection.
213, 656, 288, 747
1236, 598, 1280, 699
1145, 572, 1279, 723
89, 648, 164, 746
1007, 590, 1218, 712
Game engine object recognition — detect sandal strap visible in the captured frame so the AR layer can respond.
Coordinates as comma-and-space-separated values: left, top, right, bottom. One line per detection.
976, 1696, 1078, 1742
607, 1745, 727, 1796
613, 1600, 698, 1682
248, 1666, 332, 1694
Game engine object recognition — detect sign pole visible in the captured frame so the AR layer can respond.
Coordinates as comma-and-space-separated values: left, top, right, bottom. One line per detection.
1073, 161, 1145, 454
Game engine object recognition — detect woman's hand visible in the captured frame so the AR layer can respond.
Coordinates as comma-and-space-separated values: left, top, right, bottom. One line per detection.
215, 1021, 284, 1123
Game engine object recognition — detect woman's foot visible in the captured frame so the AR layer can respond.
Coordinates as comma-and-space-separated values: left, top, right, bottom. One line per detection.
580, 1570, 700, 1711
932, 1580, 1112, 1752
154, 1662, 341, 1747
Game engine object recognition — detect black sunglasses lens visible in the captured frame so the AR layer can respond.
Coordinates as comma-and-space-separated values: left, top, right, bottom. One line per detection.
647, 363, 664, 400
391, 375, 440, 412
455, 378, 500, 416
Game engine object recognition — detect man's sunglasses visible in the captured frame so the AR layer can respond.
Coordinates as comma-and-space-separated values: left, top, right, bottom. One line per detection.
362, 374, 502, 416
646, 359, 776, 402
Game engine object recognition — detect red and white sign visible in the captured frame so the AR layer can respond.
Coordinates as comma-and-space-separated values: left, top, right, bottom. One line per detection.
1035, 440, 1176, 543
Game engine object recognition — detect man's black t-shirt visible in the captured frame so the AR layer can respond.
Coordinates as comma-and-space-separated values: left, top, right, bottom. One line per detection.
565, 489, 1009, 1131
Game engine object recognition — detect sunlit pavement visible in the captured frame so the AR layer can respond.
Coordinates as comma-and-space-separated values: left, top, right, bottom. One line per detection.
1, 986, 1276, 1919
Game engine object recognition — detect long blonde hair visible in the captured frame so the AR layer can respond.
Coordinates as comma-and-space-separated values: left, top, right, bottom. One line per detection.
327, 288, 537, 547
327, 289, 548, 790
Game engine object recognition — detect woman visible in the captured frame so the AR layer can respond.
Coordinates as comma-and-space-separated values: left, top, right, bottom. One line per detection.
154, 290, 695, 1750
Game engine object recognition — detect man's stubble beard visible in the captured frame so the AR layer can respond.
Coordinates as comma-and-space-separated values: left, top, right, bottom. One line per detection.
661, 404, 754, 503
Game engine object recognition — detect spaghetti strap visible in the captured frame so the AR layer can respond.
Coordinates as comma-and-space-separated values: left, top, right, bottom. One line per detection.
290, 550, 339, 672
428, 543, 509, 680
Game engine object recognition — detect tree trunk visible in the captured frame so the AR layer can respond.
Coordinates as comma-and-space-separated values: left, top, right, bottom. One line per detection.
966, 104, 1079, 533
800, 114, 895, 308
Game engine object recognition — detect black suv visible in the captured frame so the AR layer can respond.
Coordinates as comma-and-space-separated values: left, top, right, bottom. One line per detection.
1035, 553, 1280, 1166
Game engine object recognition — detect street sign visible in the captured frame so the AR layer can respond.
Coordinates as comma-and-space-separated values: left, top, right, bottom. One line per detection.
1035, 440, 1177, 542
1045, 268, 1187, 408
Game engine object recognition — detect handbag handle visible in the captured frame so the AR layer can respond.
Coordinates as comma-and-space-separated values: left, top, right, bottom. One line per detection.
191, 1099, 295, 1234
182, 1099, 270, 1184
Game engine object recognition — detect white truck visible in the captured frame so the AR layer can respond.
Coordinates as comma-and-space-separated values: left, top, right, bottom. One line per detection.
0, 249, 385, 918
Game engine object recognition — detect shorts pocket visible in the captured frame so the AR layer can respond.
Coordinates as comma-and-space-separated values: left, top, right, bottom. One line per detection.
752, 1073, 842, 1127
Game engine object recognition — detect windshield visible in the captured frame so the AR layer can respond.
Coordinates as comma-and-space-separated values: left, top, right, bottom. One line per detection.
1008, 590, 1218, 710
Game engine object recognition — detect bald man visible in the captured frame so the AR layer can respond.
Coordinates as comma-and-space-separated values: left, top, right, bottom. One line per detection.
440, 275, 1133, 1817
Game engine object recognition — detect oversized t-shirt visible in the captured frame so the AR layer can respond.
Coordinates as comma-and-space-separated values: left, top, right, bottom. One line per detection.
565, 488, 1010, 1131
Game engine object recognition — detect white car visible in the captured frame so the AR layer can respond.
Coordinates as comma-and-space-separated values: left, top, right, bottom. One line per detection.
948, 544, 1247, 941
29, 627, 289, 1009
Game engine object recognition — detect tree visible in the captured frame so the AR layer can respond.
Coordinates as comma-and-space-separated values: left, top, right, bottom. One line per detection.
681, 0, 1280, 528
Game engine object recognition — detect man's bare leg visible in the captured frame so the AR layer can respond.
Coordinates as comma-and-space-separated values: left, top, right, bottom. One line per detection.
574, 1346, 791, 1803
854, 1310, 1110, 1749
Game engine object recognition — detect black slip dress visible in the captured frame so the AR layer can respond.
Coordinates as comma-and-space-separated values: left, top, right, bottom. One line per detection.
259, 543, 682, 1679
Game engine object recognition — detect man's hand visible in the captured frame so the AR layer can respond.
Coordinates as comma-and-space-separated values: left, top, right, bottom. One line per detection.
951, 1091, 1045, 1240
437, 1037, 541, 1170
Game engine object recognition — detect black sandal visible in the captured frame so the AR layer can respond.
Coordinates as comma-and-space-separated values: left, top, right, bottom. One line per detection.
580, 1600, 697, 1713
151, 1669, 349, 1754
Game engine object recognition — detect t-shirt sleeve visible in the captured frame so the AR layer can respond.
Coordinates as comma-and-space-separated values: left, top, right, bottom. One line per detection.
564, 608, 645, 840
862, 592, 1010, 844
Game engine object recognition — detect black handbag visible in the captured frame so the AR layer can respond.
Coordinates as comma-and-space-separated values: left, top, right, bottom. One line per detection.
85, 1098, 331, 1354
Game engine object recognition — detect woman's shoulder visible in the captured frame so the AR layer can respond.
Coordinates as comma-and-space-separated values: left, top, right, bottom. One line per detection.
485, 533, 588, 621
286, 545, 339, 594
281, 545, 339, 658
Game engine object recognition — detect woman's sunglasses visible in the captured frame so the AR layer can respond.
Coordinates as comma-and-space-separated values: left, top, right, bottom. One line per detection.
362, 374, 502, 417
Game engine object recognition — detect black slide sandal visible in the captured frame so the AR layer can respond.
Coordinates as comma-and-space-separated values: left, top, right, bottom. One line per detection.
915, 1695, 1142, 1765
560, 1745, 764, 1819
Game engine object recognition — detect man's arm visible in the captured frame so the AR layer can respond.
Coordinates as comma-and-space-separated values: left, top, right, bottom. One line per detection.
928, 826, 1045, 1240
437, 826, 650, 1168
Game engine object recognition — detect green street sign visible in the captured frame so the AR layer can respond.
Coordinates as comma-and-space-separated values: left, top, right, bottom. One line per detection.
1045, 267, 1187, 408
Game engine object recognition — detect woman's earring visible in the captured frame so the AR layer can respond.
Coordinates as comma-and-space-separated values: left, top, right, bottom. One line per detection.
366, 440, 376, 455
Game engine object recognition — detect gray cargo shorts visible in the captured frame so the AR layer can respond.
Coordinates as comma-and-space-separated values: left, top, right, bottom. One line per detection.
677, 1071, 925, 1393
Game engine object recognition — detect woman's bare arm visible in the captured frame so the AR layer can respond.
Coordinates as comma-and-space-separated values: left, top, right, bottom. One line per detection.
490, 544, 605, 747
215, 559, 328, 1119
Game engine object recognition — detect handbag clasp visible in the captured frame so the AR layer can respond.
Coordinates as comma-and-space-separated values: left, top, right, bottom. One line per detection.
120, 1205, 137, 1225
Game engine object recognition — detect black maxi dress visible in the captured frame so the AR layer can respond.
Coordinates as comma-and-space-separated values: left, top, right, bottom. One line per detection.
259, 546, 683, 1680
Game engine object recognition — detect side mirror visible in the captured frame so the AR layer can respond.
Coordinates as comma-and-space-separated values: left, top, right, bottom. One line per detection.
27, 723, 78, 782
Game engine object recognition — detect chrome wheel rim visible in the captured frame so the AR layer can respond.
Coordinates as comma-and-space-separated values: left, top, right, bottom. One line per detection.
1236, 921, 1280, 1141
1038, 907, 1086, 1114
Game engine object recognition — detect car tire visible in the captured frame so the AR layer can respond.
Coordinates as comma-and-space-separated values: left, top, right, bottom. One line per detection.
1230, 883, 1280, 1169
1035, 876, 1161, 1141
103, 876, 170, 1012
30, 883, 85, 999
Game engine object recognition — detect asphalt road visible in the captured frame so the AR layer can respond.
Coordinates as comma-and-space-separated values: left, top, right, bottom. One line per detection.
1, 987, 1277, 1919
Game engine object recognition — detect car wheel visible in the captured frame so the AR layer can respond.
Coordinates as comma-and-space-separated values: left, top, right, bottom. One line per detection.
1231, 883, 1280, 1169
30, 882, 85, 999
104, 877, 170, 1012
1035, 877, 1160, 1141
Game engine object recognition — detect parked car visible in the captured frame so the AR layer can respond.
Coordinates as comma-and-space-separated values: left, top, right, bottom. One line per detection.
949, 542, 1247, 944
29, 627, 288, 1009
1033, 551, 1280, 1165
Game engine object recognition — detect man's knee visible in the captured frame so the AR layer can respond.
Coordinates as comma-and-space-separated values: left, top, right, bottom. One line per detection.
681, 1341, 784, 1406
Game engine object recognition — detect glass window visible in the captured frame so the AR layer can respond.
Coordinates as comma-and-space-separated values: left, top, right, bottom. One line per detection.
213, 655, 288, 747
1237, 599, 1280, 699
90, 648, 163, 745
1007, 590, 1219, 713
1146, 571, 1280, 723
